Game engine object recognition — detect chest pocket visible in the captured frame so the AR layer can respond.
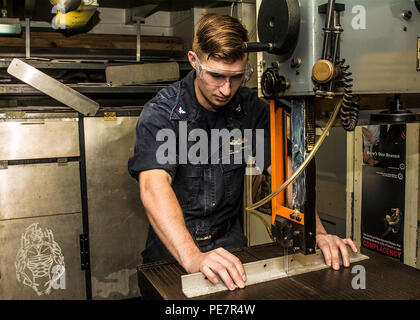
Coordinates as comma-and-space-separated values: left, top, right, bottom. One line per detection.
173, 165, 203, 210
222, 163, 246, 205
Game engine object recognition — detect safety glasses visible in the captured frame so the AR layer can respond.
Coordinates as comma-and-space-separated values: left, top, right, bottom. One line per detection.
190, 51, 253, 87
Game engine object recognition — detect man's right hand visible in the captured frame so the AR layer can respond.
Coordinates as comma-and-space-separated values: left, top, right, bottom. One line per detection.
183, 248, 247, 291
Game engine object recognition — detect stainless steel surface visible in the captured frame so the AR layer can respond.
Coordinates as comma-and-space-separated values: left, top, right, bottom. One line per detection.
261, 0, 420, 96
0, 111, 149, 299
106, 62, 180, 86
0, 111, 86, 299
0, 162, 82, 220
7, 59, 100, 116
181, 246, 368, 298
84, 116, 148, 299
0, 117, 79, 160
0, 214, 86, 299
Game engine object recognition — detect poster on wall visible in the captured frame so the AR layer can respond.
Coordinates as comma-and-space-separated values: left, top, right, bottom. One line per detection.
361, 124, 406, 261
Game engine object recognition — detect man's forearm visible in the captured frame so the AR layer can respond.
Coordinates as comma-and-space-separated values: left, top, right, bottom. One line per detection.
139, 171, 200, 268
315, 210, 327, 235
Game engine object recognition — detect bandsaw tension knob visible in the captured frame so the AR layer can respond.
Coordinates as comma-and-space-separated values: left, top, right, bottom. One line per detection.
312, 59, 335, 83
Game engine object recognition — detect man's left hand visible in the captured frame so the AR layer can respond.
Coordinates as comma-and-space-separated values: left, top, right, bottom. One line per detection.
316, 233, 358, 270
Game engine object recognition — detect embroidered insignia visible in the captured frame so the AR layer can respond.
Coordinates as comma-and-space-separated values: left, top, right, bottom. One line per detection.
175, 105, 187, 118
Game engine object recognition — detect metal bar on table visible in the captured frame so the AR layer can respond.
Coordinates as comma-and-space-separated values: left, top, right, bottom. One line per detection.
181, 245, 368, 298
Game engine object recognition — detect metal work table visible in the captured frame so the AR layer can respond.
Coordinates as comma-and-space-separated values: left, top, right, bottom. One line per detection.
137, 243, 420, 300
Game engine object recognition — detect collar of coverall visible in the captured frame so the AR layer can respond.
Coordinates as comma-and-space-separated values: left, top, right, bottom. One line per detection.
169, 70, 244, 122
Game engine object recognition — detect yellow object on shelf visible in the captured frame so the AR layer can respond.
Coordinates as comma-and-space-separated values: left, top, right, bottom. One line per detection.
50, 1, 98, 29
53, 7, 97, 29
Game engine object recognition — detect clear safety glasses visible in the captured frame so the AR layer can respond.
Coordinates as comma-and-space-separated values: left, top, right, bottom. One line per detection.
190, 51, 253, 88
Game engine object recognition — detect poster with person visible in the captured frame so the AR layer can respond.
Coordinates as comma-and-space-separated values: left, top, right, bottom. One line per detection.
361, 124, 406, 261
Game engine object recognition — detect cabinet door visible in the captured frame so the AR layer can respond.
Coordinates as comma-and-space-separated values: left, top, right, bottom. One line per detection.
84, 116, 148, 299
0, 115, 86, 299
0, 214, 85, 299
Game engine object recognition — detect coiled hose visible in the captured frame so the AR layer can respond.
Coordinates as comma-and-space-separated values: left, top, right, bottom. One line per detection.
339, 60, 359, 131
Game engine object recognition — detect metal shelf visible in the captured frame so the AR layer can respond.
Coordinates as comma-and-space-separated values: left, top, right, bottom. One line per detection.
98, 0, 255, 9
0, 58, 192, 71
0, 83, 167, 95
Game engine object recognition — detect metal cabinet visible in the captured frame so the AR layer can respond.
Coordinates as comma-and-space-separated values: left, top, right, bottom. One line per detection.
0, 112, 148, 299
84, 116, 148, 300
0, 115, 86, 299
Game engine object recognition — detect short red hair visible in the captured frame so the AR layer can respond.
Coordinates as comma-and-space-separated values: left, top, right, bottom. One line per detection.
192, 13, 249, 63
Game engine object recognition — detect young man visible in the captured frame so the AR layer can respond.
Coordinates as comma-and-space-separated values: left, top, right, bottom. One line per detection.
128, 13, 357, 291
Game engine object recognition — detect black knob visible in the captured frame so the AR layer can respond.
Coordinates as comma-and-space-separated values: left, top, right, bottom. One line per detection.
261, 67, 288, 99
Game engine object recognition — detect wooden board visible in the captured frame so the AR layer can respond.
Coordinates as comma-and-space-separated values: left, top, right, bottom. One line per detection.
0, 32, 186, 53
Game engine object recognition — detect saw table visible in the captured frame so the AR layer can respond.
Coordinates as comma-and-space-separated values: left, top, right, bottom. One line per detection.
137, 243, 420, 300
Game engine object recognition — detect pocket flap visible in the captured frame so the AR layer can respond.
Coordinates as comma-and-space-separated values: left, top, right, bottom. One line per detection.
221, 163, 246, 173
176, 165, 203, 177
